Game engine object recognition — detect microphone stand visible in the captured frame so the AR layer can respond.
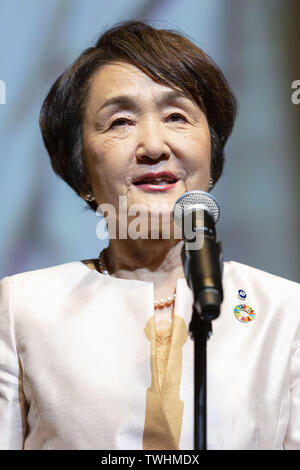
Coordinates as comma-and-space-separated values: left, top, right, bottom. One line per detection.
189, 303, 212, 450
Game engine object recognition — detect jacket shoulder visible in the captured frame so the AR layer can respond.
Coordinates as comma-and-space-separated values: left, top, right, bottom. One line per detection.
0, 261, 91, 293
224, 260, 300, 293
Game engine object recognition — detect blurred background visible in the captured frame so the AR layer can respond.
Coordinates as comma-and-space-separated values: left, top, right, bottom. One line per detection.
0, 0, 299, 281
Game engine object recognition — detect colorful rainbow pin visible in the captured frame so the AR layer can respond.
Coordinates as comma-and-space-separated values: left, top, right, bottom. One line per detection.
234, 304, 255, 323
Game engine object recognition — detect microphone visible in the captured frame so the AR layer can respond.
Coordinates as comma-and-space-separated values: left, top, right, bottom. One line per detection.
173, 191, 223, 321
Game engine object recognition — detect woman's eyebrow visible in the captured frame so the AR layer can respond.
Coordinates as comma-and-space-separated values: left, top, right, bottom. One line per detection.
95, 89, 194, 115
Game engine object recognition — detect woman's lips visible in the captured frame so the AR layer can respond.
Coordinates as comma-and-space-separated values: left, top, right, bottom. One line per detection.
135, 182, 178, 191
132, 171, 179, 191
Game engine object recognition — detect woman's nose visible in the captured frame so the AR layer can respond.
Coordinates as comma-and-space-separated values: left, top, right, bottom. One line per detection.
135, 120, 171, 163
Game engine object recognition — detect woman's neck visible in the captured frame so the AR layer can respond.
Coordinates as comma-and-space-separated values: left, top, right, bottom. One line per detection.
104, 238, 185, 294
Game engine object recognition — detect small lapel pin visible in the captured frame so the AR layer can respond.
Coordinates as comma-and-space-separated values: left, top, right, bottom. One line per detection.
238, 289, 247, 300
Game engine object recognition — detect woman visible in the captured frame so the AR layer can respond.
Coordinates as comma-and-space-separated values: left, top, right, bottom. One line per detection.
0, 21, 299, 450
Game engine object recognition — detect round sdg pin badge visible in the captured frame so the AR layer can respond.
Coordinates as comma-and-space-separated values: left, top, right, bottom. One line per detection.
234, 304, 255, 323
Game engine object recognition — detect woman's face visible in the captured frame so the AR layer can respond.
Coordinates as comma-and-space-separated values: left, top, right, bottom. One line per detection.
82, 60, 211, 221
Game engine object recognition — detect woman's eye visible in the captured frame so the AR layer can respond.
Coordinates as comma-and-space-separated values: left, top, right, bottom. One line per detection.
110, 119, 131, 128
167, 113, 186, 122
109, 114, 186, 129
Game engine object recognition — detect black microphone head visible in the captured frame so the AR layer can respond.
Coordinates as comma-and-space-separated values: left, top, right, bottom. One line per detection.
173, 190, 220, 224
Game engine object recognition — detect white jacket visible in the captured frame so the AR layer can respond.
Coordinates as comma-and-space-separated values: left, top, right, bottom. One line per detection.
0, 260, 299, 450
